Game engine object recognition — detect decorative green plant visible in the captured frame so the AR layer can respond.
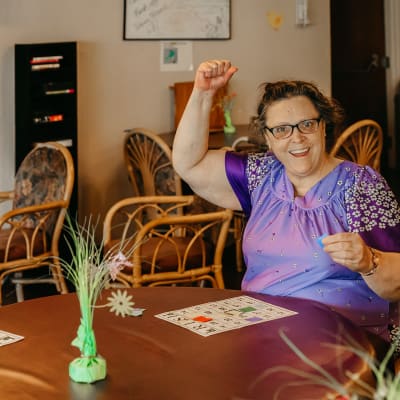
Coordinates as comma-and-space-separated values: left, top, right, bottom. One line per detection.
250, 329, 400, 400
60, 216, 135, 383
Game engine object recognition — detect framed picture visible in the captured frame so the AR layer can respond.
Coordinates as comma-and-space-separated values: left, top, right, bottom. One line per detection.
123, 0, 231, 40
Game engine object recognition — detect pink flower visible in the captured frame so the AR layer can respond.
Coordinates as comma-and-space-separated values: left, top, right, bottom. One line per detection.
108, 252, 132, 280
222, 92, 237, 111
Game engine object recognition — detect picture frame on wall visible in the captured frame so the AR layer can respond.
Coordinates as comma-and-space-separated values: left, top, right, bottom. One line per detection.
123, 0, 231, 40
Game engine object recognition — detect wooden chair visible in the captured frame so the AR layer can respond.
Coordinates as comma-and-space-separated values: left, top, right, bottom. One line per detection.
103, 195, 233, 289
329, 119, 383, 171
124, 127, 183, 197
0, 142, 74, 304
123, 127, 220, 217
231, 135, 268, 153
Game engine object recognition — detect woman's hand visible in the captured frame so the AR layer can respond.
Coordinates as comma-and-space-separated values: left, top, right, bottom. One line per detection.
194, 59, 238, 93
321, 232, 373, 275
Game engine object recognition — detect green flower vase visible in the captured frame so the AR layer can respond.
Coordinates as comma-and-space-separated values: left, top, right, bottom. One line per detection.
69, 318, 106, 383
223, 109, 236, 134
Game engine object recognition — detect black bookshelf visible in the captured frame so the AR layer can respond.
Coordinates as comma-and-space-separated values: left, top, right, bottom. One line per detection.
14, 41, 78, 217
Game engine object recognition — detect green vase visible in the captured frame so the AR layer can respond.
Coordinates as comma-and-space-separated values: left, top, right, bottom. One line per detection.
69, 354, 107, 383
69, 319, 107, 383
223, 110, 236, 134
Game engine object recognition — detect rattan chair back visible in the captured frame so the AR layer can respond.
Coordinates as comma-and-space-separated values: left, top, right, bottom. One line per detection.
329, 119, 383, 171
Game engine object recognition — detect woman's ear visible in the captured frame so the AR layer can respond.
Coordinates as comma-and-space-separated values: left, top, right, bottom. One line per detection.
263, 133, 271, 149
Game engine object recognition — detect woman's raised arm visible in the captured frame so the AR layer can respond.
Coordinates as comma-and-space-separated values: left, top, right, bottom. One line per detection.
172, 60, 241, 210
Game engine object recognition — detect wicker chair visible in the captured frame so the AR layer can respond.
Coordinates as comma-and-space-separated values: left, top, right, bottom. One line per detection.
0, 142, 74, 304
123, 127, 220, 217
124, 127, 183, 197
329, 119, 383, 171
103, 195, 233, 289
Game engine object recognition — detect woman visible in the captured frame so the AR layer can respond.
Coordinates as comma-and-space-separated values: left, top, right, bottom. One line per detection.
172, 59, 400, 340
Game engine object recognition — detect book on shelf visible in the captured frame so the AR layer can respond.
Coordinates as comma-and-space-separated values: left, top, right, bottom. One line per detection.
33, 114, 64, 124
30, 55, 63, 64
31, 63, 60, 71
45, 89, 75, 95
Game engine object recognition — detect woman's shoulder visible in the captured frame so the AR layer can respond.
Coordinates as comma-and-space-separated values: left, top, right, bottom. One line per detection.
337, 160, 390, 188
246, 152, 281, 192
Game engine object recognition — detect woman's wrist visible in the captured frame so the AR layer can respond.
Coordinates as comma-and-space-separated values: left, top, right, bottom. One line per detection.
361, 247, 380, 276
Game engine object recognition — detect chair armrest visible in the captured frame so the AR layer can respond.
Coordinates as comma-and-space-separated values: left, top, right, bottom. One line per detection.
0, 190, 14, 204
103, 195, 196, 246
0, 200, 68, 229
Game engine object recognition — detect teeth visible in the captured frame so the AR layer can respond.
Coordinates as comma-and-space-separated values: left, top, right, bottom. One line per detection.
290, 148, 308, 154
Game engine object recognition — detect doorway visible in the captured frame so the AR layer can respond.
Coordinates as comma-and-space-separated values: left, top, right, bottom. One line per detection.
330, 0, 389, 172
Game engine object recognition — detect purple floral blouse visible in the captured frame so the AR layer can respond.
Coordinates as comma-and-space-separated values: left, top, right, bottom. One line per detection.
226, 151, 400, 339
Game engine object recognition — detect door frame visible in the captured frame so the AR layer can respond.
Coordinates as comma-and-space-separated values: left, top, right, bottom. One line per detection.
384, 0, 400, 167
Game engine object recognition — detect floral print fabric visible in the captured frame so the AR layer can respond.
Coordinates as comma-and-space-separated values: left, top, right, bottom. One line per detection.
13, 145, 67, 233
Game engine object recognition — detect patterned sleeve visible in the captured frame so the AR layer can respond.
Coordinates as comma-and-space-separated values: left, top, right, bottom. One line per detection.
225, 151, 251, 216
225, 151, 273, 217
345, 166, 400, 252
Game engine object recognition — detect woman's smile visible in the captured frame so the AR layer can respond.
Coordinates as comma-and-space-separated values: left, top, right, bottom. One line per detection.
289, 146, 310, 157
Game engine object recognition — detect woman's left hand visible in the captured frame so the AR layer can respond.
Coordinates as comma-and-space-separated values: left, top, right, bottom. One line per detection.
321, 232, 372, 274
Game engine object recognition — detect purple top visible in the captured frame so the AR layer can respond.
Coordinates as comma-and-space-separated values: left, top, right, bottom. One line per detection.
226, 151, 400, 339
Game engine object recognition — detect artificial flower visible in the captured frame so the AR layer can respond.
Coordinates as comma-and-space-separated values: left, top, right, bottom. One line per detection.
106, 289, 135, 318
107, 251, 133, 280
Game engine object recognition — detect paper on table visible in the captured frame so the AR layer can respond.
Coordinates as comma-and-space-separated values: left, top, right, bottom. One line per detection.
0, 329, 24, 346
155, 295, 298, 337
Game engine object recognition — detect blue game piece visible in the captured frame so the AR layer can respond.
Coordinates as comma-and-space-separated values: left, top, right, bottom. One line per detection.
317, 233, 328, 248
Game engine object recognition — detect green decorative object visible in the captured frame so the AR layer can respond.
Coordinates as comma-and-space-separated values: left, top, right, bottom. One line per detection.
220, 92, 237, 135
60, 216, 135, 384
223, 109, 236, 134
69, 354, 106, 384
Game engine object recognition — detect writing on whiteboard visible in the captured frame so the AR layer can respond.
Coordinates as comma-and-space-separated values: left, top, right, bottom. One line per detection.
125, 0, 230, 39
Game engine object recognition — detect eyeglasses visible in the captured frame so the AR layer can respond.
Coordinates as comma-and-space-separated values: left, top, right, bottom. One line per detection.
264, 117, 322, 140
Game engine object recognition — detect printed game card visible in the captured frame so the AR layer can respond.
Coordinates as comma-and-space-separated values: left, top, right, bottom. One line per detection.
155, 295, 298, 336
0, 330, 24, 347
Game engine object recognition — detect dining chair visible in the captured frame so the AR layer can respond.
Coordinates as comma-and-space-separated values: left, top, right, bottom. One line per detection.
123, 127, 221, 217
124, 127, 183, 198
0, 142, 74, 304
103, 195, 233, 289
329, 119, 383, 171
231, 135, 268, 153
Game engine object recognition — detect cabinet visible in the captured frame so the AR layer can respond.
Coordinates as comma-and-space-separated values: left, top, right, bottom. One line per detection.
14, 41, 78, 216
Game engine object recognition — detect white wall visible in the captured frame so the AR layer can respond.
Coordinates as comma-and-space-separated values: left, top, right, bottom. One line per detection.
0, 0, 330, 220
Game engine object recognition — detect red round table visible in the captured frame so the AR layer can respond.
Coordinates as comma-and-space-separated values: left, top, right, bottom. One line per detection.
0, 287, 374, 399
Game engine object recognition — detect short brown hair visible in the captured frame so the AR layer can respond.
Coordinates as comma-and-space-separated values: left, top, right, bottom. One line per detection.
251, 80, 345, 150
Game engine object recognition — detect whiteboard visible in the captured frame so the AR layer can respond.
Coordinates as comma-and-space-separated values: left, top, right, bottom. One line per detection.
123, 0, 231, 40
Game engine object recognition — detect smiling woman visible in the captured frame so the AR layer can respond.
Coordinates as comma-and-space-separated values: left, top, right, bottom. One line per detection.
172, 59, 400, 348
259, 95, 341, 197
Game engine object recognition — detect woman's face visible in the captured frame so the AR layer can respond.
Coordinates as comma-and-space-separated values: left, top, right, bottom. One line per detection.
264, 96, 327, 181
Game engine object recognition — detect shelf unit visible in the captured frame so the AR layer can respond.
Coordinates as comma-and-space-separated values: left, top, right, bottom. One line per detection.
14, 41, 78, 216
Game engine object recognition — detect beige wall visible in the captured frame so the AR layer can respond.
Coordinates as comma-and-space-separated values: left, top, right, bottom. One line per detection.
0, 0, 330, 220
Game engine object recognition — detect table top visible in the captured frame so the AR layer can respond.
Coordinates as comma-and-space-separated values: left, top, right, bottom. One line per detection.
0, 287, 373, 400
159, 124, 266, 150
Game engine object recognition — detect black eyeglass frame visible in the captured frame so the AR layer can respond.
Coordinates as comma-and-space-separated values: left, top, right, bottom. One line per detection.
264, 117, 323, 140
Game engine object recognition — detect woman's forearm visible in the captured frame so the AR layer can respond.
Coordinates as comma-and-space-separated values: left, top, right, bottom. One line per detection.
172, 88, 214, 181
